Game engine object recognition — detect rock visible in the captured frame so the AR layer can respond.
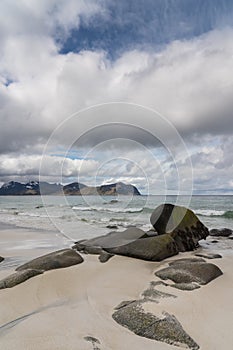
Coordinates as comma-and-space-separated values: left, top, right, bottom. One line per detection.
228, 235, 233, 240
80, 227, 147, 249
171, 282, 201, 291
83, 246, 104, 255
16, 249, 83, 272
168, 258, 206, 266
195, 253, 222, 259
106, 234, 179, 261
114, 300, 137, 310
72, 240, 87, 251
141, 282, 176, 302
209, 228, 233, 237
106, 224, 118, 229
112, 301, 199, 350
98, 251, 114, 263
0, 269, 43, 289
150, 204, 209, 251
84, 336, 101, 350
0, 256, 4, 263
155, 262, 223, 285
211, 240, 219, 243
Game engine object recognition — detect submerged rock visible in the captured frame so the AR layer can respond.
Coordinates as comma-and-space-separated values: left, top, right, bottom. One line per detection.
16, 249, 83, 272
112, 301, 199, 350
0, 269, 43, 289
171, 282, 201, 291
84, 336, 101, 350
195, 252, 222, 259
209, 228, 233, 237
155, 261, 223, 285
141, 282, 176, 302
168, 257, 206, 266
150, 204, 209, 251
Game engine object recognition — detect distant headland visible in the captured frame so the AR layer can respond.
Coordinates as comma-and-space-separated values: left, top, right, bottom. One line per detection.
0, 181, 141, 196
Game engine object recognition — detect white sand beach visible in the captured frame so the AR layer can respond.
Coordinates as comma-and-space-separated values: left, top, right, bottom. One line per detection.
0, 226, 233, 350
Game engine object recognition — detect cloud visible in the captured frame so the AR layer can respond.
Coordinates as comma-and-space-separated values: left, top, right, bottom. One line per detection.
1, 27, 233, 155
0, 1, 233, 193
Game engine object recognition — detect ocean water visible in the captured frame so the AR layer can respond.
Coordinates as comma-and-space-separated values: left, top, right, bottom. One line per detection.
0, 195, 233, 243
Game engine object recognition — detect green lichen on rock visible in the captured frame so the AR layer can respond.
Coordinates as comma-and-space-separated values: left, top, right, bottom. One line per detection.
112, 301, 199, 349
150, 204, 209, 251
106, 233, 178, 261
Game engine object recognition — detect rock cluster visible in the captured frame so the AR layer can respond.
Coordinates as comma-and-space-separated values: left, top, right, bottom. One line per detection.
0, 249, 83, 289
74, 204, 209, 262
113, 257, 222, 348
112, 281, 199, 350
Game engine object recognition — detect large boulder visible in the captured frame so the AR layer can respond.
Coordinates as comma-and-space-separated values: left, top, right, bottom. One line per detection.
155, 260, 223, 285
150, 204, 209, 251
105, 234, 178, 261
16, 249, 83, 272
0, 269, 43, 289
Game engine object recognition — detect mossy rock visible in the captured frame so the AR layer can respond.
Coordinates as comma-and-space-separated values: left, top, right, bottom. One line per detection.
150, 204, 209, 251
105, 233, 178, 261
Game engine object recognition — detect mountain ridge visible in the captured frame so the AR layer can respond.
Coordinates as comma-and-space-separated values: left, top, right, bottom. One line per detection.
0, 181, 141, 196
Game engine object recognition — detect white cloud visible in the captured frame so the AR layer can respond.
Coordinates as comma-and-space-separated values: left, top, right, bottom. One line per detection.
0, 1, 233, 192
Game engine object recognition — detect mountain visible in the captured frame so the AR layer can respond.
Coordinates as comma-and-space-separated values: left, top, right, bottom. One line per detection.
0, 181, 141, 196
0, 181, 62, 195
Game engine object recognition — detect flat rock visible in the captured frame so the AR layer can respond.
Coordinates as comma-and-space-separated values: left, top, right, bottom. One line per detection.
195, 252, 222, 259
16, 249, 83, 272
168, 258, 206, 266
150, 204, 209, 251
209, 228, 233, 237
155, 262, 223, 285
105, 234, 179, 261
79, 227, 147, 249
82, 246, 104, 255
112, 301, 199, 349
141, 282, 176, 302
0, 269, 43, 289
171, 282, 201, 291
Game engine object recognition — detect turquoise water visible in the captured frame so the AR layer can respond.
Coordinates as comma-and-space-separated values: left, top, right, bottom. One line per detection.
0, 195, 233, 242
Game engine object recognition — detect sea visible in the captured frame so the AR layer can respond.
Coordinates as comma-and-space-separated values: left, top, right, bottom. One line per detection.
0, 195, 233, 243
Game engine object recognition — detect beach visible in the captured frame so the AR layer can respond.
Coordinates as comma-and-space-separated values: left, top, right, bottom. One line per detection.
0, 221, 233, 350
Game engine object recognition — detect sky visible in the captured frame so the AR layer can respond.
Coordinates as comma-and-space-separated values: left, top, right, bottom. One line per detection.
0, 0, 233, 194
